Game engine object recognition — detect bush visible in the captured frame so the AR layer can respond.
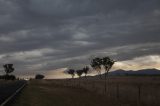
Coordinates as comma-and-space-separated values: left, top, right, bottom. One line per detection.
35, 74, 45, 79
0, 75, 16, 80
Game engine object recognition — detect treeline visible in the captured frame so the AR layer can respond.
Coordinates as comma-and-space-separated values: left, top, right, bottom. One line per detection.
67, 66, 89, 78
0, 75, 16, 80
66, 56, 115, 79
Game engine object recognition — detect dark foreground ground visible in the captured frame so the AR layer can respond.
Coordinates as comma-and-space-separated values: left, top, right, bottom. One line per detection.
11, 80, 122, 106
11, 77, 160, 106
0, 80, 26, 105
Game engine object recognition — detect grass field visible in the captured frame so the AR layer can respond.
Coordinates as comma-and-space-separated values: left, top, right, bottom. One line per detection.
12, 80, 119, 106
11, 77, 160, 106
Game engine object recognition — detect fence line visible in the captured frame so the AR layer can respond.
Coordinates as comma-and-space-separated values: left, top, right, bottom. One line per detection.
50, 79, 160, 105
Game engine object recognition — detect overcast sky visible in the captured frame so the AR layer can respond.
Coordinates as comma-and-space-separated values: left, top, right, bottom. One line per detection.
0, 0, 160, 78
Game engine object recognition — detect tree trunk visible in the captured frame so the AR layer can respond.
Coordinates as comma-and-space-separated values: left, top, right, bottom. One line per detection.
138, 85, 141, 105
99, 71, 102, 79
104, 70, 107, 94
104, 69, 109, 95
116, 83, 119, 99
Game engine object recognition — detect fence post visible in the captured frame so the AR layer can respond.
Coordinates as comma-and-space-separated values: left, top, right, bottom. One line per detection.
79, 79, 80, 88
116, 83, 119, 100
138, 84, 141, 105
92, 80, 95, 91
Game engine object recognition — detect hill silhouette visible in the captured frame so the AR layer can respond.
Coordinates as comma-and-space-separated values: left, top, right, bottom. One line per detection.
96, 68, 160, 77
109, 69, 160, 76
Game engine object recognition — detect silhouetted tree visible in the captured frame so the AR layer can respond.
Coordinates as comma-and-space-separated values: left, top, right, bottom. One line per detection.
67, 69, 75, 79
2, 64, 16, 80
3, 64, 14, 75
102, 57, 115, 93
90, 57, 103, 78
76, 70, 83, 78
91, 56, 115, 93
35, 74, 45, 79
82, 66, 89, 78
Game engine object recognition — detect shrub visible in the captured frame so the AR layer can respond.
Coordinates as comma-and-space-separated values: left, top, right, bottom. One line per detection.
35, 74, 45, 79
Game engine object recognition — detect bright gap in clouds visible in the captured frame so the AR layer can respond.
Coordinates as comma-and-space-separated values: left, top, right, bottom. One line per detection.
2, 54, 159, 79
113, 55, 160, 71
43, 55, 160, 79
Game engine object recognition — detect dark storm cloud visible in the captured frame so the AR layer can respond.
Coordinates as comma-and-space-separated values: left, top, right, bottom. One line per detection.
0, 0, 160, 74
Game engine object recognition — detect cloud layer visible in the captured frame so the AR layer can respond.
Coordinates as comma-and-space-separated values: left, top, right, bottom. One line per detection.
0, 0, 160, 77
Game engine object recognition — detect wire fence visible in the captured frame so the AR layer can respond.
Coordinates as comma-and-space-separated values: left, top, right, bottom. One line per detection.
48, 78, 160, 106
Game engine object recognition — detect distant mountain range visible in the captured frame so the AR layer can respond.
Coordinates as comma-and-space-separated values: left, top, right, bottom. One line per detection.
105, 68, 160, 76
80, 69, 160, 79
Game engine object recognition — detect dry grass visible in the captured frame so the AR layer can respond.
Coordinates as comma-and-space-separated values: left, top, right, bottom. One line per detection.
12, 80, 120, 106
46, 77, 160, 106
11, 77, 160, 106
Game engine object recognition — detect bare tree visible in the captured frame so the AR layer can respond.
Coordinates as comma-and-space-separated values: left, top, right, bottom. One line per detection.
67, 69, 75, 79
